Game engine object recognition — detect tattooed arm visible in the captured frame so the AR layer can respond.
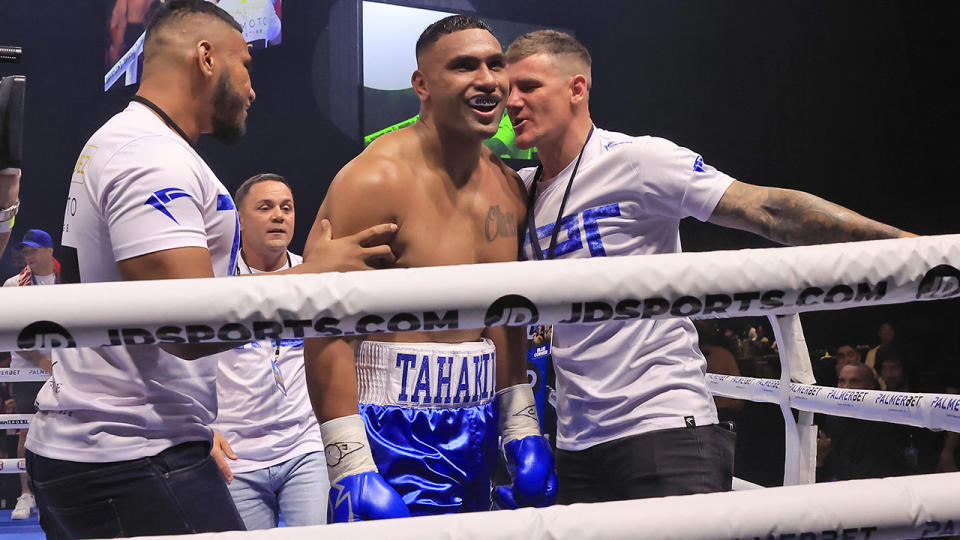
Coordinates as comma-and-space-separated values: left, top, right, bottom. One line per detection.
708, 180, 915, 246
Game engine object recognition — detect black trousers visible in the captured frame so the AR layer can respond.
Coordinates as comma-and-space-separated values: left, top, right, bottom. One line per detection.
27, 441, 245, 539
556, 423, 736, 504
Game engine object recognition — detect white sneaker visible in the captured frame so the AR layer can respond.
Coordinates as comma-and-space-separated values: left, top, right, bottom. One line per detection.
11, 493, 36, 520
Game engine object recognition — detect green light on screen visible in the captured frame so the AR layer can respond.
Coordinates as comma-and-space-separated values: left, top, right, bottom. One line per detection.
364, 114, 536, 160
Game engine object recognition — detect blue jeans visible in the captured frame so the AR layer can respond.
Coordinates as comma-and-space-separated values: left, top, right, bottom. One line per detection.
26, 441, 245, 539
227, 451, 329, 529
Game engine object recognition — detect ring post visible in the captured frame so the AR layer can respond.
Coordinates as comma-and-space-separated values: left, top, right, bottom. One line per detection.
769, 313, 817, 485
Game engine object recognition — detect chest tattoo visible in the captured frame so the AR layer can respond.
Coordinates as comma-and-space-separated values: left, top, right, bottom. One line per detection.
484, 205, 517, 241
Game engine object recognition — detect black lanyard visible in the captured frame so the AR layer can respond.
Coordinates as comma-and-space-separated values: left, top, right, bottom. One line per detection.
520, 126, 594, 261
130, 95, 194, 148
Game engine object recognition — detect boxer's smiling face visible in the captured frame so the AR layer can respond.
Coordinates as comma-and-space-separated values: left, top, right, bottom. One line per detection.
415, 28, 507, 141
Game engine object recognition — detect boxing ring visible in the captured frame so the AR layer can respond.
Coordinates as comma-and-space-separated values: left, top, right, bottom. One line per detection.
1, 235, 959, 539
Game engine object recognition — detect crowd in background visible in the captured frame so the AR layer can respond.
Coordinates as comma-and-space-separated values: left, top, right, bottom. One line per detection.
697, 317, 960, 487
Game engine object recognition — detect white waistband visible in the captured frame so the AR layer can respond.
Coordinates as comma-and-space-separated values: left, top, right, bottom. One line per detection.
356, 339, 497, 409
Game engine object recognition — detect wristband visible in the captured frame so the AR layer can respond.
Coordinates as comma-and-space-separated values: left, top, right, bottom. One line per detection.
497, 383, 541, 445
0, 215, 13, 234
320, 414, 378, 484
0, 199, 18, 222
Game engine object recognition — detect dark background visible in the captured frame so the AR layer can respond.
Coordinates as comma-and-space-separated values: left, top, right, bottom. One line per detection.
1, 0, 957, 352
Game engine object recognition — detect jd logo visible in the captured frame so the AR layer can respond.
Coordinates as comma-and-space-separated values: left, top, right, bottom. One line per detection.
484, 295, 539, 326
17, 320, 76, 349
916, 264, 960, 300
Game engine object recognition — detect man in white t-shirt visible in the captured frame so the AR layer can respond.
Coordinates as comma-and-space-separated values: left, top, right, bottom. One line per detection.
2, 229, 58, 521
504, 30, 914, 503
24, 3, 395, 539
210, 174, 328, 529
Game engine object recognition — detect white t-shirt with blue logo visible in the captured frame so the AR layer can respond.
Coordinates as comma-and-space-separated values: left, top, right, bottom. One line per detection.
519, 127, 735, 452
213, 252, 326, 474
27, 101, 239, 462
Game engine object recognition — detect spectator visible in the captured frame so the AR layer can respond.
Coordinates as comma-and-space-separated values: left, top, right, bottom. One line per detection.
2, 229, 59, 520
875, 344, 909, 392
816, 363, 911, 481
864, 322, 895, 370
833, 344, 862, 377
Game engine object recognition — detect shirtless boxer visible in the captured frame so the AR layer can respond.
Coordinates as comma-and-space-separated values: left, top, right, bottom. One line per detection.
304, 15, 556, 521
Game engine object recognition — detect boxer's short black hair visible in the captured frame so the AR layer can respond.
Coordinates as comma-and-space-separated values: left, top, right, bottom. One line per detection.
415, 14, 494, 62
145, 0, 242, 52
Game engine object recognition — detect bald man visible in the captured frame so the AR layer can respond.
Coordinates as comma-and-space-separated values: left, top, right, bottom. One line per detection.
836, 363, 878, 391
817, 363, 910, 480
25, 2, 393, 538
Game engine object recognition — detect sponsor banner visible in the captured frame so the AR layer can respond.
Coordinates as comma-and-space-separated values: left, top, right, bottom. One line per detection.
0, 235, 958, 351
707, 374, 960, 432
0, 367, 50, 382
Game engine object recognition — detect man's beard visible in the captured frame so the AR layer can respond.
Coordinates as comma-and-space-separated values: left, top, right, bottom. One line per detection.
211, 72, 247, 145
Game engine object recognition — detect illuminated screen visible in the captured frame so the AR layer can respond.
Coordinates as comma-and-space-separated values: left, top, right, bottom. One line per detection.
104, 0, 282, 92
361, 1, 566, 160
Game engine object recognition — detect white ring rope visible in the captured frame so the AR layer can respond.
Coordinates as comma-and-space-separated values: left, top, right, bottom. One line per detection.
0, 367, 50, 382
1, 375, 952, 443
1, 235, 958, 352
0, 459, 25, 473
707, 374, 960, 433
133, 473, 960, 540
1, 236, 958, 536
0, 414, 33, 428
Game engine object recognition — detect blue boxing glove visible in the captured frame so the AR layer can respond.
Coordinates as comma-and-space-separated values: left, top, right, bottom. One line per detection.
321, 415, 410, 523
496, 435, 558, 508
494, 384, 558, 508
328, 471, 410, 523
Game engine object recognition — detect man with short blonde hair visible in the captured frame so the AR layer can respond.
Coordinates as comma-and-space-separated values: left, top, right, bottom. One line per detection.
506, 29, 912, 503
505, 29, 592, 87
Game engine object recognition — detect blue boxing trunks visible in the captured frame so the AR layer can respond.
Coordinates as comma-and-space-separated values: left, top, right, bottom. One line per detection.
355, 339, 498, 516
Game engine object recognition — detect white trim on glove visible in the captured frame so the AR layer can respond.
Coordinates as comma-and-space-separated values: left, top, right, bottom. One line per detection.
320, 414, 378, 484
497, 383, 542, 445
